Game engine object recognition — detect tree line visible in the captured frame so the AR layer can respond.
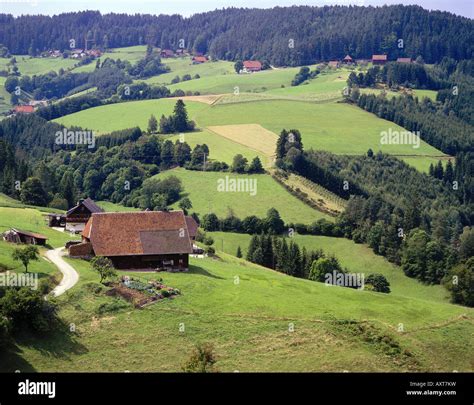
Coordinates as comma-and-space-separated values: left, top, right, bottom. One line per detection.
0, 6, 472, 65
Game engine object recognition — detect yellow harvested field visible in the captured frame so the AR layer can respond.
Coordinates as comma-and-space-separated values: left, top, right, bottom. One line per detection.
207, 124, 278, 158
169, 94, 224, 105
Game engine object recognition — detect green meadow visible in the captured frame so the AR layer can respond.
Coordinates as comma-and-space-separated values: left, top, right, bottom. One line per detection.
143, 58, 235, 86
166, 66, 302, 94
208, 231, 451, 304
14, 55, 78, 76
167, 128, 269, 166
0, 77, 11, 114
2, 252, 472, 372
154, 168, 331, 224
196, 100, 445, 156
72, 45, 148, 73
54, 98, 209, 134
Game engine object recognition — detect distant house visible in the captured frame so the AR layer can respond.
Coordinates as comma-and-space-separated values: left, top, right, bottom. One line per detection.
69, 211, 193, 270
396, 57, 412, 64
192, 55, 208, 64
328, 61, 340, 68
65, 198, 103, 233
342, 55, 354, 64
243, 60, 262, 73
13, 105, 35, 114
3, 228, 48, 246
160, 49, 175, 58
372, 54, 388, 64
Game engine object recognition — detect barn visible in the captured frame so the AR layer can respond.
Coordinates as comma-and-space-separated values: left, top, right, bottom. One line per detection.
3, 228, 48, 245
69, 211, 194, 270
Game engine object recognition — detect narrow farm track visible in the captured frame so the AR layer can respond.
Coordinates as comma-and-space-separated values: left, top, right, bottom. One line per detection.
45, 247, 79, 296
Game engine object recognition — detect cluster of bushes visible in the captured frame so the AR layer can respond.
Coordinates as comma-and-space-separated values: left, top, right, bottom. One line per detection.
0, 286, 59, 347
201, 208, 285, 235
171, 73, 200, 84
291, 66, 319, 86
230, 155, 264, 174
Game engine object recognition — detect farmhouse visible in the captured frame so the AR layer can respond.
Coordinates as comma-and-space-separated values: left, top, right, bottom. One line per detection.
192, 55, 208, 64
372, 54, 388, 64
65, 198, 103, 233
3, 228, 48, 246
69, 211, 193, 270
243, 60, 262, 72
328, 61, 340, 68
13, 105, 35, 114
397, 57, 412, 63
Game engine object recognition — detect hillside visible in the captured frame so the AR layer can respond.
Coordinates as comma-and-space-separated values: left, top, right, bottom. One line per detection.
154, 168, 332, 224
2, 249, 472, 372
1, 6, 472, 64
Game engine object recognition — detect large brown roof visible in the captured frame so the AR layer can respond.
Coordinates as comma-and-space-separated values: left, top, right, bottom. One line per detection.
83, 211, 193, 257
372, 54, 388, 61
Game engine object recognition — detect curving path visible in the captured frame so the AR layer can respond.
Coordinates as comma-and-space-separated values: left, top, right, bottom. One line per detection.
45, 247, 79, 296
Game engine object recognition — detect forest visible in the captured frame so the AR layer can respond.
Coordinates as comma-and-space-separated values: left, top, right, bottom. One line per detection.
0, 5, 473, 65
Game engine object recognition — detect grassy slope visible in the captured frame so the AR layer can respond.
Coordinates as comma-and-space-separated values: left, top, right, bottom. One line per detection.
0, 204, 78, 289
143, 58, 235, 86
208, 231, 450, 304
0, 206, 77, 248
155, 168, 331, 224
196, 100, 444, 156
0, 76, 11, 114
72, 45, 148, 73
166, 66, 302, 94
3, 253, 472, 372
167, 129, 269, 166
14, 55, 78, 76
53, 99, 209, 134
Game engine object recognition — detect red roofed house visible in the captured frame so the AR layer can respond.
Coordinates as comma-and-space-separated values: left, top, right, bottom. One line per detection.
65, 198, 104, 233
397, 57, 412, 64
243, 60, 262, 73
69, 211, 193, 270
14, 105, 35, 114
192, 55, 208, 64
372, 54, 388, 64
